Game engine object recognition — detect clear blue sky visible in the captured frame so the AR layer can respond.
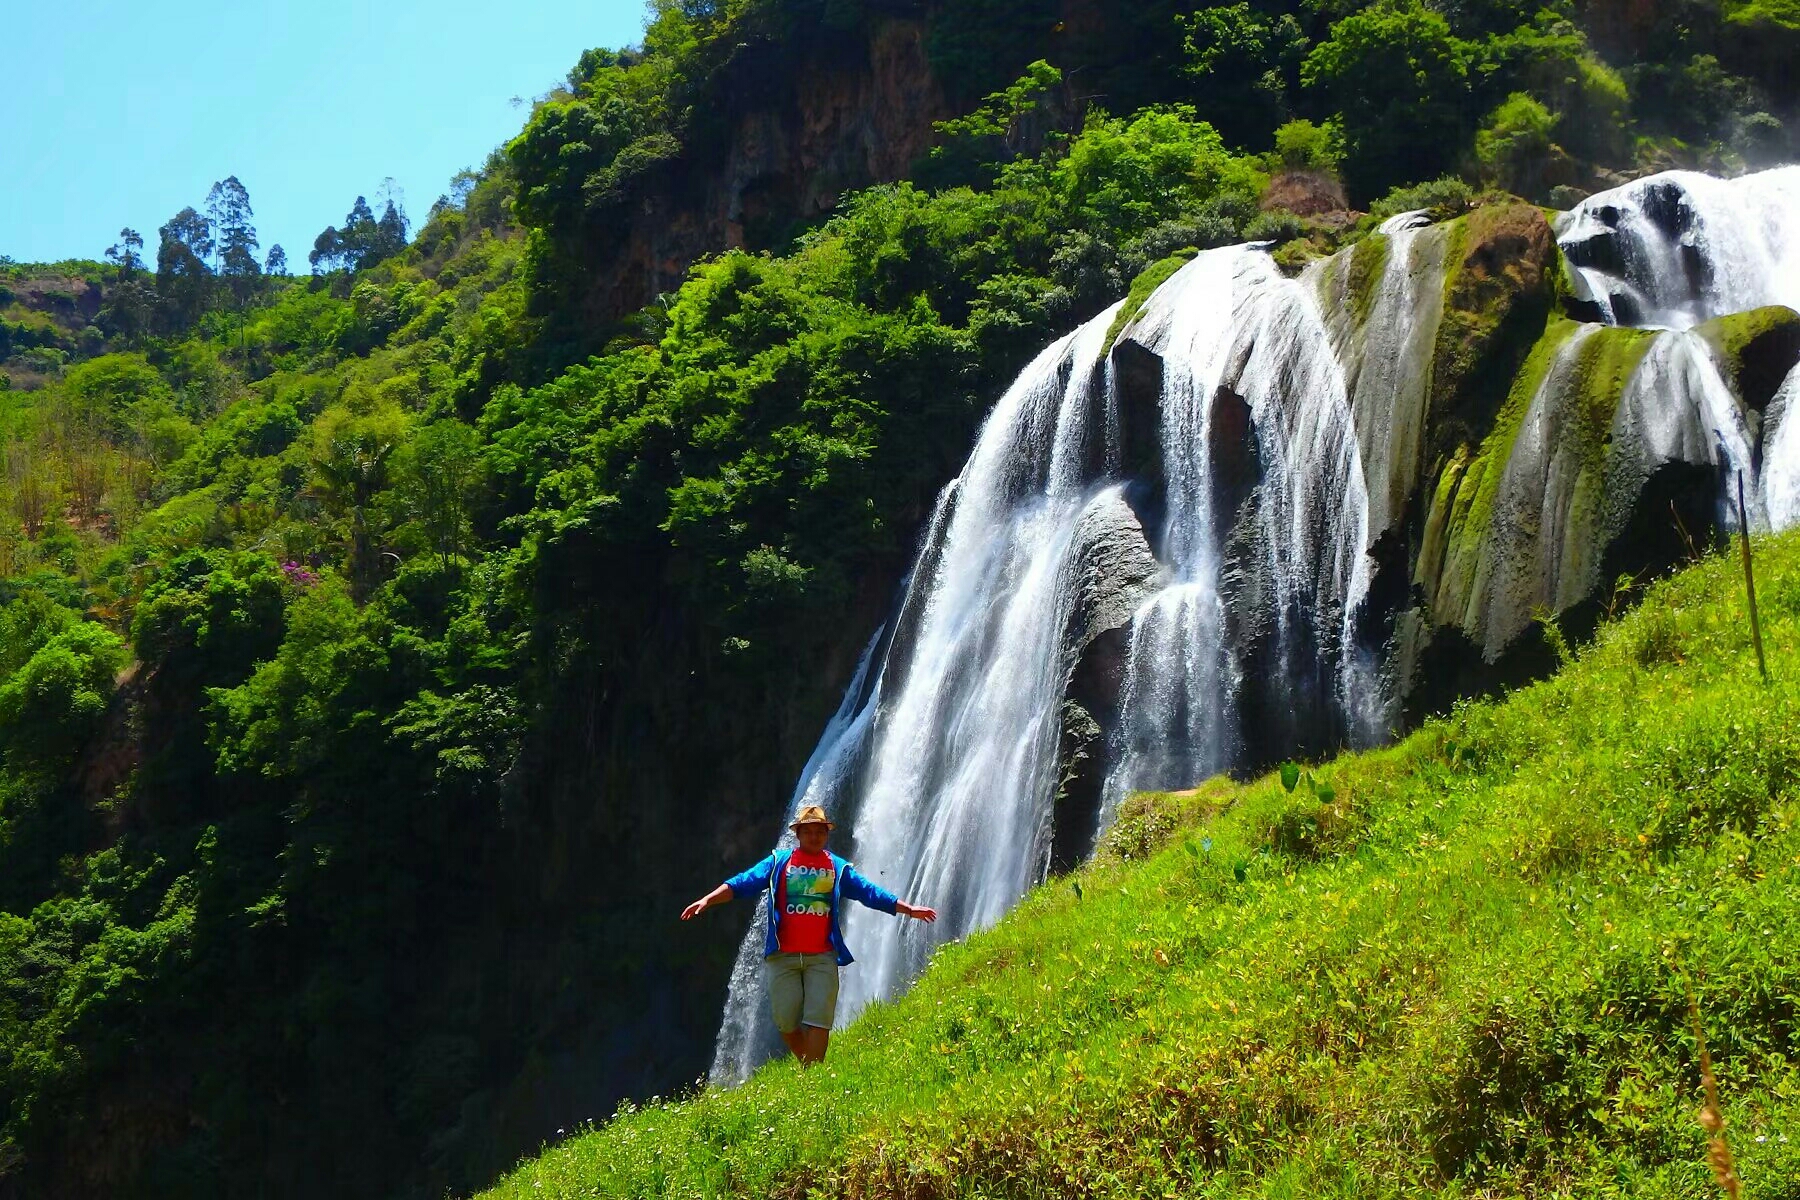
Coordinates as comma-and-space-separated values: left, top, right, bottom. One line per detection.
4, 1, 649, 267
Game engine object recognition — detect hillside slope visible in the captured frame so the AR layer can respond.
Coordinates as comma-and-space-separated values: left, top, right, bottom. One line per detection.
482, 532, 1800, 1199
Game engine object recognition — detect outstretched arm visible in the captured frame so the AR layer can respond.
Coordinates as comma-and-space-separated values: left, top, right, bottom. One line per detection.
841, 862, 936, 922
683, 853, 778, 921
681, 883, 733, 921
895, 899, 937, 923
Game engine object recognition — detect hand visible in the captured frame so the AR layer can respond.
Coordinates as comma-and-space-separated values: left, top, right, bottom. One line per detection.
680, 897, 711, 921
898, 901, 937, 923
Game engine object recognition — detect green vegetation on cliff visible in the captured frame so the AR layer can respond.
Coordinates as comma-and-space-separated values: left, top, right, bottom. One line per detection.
506, 0, 1800, 349
1106, 249, 1201, 346
484, 531, 1800, 1199
1344, 231, 1391, 327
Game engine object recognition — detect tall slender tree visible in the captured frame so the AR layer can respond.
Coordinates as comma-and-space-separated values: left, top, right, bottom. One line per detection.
310, 196, 375, 273
309, 192, 409, 273
206, 176, 262, 316
156, 207, 215, 331
104, 228, 146, 276
374, 199, 409, 263
309, 223, 346, 274
101, 228, 158, 345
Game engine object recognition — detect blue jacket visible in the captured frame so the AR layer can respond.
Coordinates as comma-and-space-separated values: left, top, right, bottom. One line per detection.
726, 849, 899, 966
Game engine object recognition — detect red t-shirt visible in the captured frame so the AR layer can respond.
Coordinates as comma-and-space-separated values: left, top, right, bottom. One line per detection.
776, 849, 836, 955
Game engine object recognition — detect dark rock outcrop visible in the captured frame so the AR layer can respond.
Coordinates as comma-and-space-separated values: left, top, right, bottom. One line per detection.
1052, 492, 1160, 867
575, 16, 953, 327
559, 0, 1197, 328
1063, 491, 1163, 656
1110, 334, 1166, 489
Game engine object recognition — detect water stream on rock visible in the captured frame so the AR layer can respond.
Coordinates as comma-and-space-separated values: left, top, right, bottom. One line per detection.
713, 168, 1800, 1082
1559, 167, 1800, 329
1101, 248, 1375, 821
1560, 167, 1800, 530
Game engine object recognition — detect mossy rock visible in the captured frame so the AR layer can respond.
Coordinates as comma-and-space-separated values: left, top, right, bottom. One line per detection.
1106, 249, 1199, 347
1696, 304, 1800, 411
1270, 236, 1333, 277
1428, 203, 1559, 457
1420, 318, 1658, 654
1421, 318, 1583, 625
1344, 233, 1390, 328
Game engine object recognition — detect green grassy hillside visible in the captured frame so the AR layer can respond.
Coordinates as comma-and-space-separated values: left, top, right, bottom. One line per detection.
482, 532, 1800, 1199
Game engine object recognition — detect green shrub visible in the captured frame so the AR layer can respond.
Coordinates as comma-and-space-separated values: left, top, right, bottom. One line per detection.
1243, 208, 1308, 244
918, 61, 1066, 192
1302, 0, 1472, 200
1369, 175, 1476, 222
1270, 117, 1343, 172
0, 622, 127, 769
1475, 92, 1559, 197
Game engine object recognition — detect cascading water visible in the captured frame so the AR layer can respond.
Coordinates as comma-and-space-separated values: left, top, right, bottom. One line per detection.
1559, 166, 1800, 528
1102, 248, 1375, 816
829, 305, 1125, 1026
1317, 211, 1449, 541
1622, 329, 1765, 526
714, 167, 1800, 1083
1469, 324, 1603, 650
1767, 371, 1800, 529
714, 246, 1381, 1081
1559, 167, 1800, 329
712, 304, 1129, 1080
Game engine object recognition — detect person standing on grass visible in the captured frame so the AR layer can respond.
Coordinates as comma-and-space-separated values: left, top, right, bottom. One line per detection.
681, 805, 937, 1065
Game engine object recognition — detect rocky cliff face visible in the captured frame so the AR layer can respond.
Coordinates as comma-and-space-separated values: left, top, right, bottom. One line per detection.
576, 14, 952, 326
559, 0, 1184, 330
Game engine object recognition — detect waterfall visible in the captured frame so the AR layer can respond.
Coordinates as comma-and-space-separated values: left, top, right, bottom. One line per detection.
1317, 211, 1448, 542
1311, 209, 1449, 735
1560, 166, 1800, 529
714, 247, 1381, 1081
830, 304, 1124, 1025
1471, 324, 1603, 651
1102, 248, 1375, 814
711, 303, 1128, 1080
1558, 166, 1800, 329
712, 168, 1800, 1082
1767, 371, 1800, 529
1621, 329, 1766, 529
1097, 253, 1241, 819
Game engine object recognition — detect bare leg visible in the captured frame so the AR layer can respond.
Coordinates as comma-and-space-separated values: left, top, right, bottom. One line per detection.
796, 1025, 830, 1065
780, 1029, 806, 1059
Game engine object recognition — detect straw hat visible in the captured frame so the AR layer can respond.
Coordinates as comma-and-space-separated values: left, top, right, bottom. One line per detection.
789, 805, 835, 832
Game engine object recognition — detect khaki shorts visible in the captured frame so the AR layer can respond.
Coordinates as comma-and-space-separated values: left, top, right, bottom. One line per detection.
765, 952, 839, 1033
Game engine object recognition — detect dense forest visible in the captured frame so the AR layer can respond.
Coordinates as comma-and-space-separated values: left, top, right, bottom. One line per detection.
2, 1, 1798, 1196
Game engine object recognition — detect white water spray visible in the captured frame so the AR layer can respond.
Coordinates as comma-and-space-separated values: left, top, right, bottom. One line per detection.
1561, 167, 1800, 529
